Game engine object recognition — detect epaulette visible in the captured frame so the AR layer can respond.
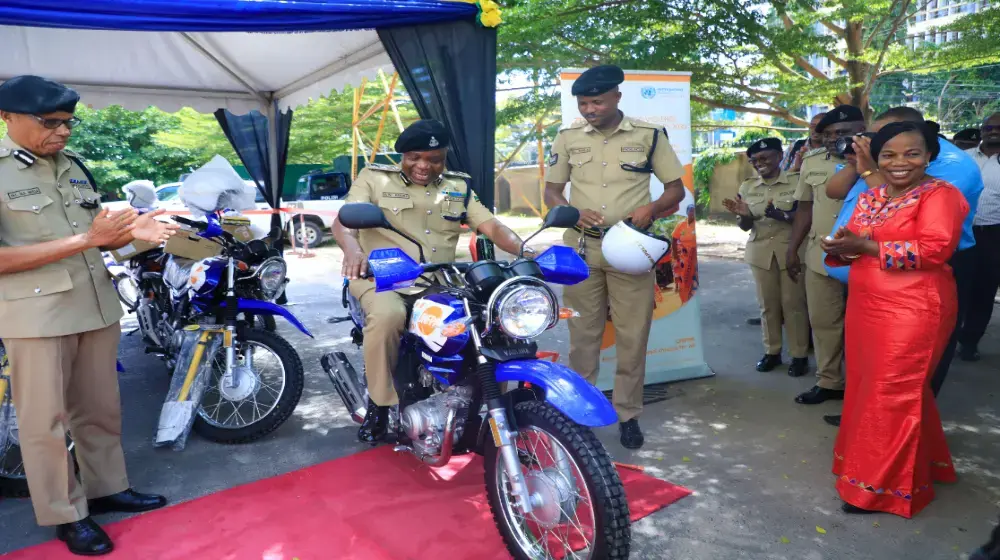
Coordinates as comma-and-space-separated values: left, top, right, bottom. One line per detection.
630, 118, 660, 130
804, 147, 826, 159
563, 118, 588, 131
63, 149, 82, 158
364, 163, 401, 173
443, 170, 471, 180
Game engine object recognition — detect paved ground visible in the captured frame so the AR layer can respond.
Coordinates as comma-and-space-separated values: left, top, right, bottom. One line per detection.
1, 227, 998, 559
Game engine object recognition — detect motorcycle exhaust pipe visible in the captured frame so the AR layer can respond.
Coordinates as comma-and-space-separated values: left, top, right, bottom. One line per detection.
394, 408, 458, 468
321, 352, 367, 424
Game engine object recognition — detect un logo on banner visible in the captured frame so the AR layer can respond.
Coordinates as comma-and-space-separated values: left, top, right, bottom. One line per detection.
641, 87, 656, 99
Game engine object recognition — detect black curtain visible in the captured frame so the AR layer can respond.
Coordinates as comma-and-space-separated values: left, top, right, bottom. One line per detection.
378, 20, 497, 208
214, 106, 293, 243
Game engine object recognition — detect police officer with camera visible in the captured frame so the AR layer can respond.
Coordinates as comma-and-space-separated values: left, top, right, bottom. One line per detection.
786, 105, 866, 407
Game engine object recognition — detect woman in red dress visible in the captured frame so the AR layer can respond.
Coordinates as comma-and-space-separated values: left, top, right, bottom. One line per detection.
822, 121, 967, 518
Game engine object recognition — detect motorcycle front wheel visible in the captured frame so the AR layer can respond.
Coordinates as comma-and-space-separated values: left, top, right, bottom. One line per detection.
193, 328, 304, 444
484, 400, 631, 560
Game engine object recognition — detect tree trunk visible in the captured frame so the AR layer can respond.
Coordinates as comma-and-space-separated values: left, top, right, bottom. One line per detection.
844, 21, 872, 117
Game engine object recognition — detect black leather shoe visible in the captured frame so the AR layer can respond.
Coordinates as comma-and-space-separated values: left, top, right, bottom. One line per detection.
88, 489, 167, 515
746, 317, 761, 326
756, 354, 781, 372
795, 385, 845, 405
959, 343, 981, 362
788, 357, 809, 377
841, 502, 875, 514
619, 419, 644, 449
823, 414, 841, 427
358, 398, 389, 444
56, 517, 113, 556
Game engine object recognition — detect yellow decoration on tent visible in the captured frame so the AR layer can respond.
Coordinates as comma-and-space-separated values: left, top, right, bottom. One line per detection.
477, 0, 503, 27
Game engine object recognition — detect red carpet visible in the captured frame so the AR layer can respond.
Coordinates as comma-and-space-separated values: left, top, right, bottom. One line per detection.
4, 446, 691, 559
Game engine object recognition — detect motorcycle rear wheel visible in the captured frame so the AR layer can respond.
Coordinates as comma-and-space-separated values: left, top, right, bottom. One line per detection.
193, 328, 304, 444
484, 400, 631, 560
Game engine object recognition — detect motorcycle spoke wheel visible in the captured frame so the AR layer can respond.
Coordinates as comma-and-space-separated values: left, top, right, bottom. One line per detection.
497, 426, 597, 559
198, 341, 286, 430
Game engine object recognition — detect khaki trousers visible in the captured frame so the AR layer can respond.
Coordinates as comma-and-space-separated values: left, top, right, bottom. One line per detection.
750, 256, 809, 357
350, 281, 406, 407
5, 322, 129, 526
563, 233, 654, 422
804, 269, 846, 390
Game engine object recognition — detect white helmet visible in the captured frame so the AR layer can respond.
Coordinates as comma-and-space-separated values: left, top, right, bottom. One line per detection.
601, 220, 671, 275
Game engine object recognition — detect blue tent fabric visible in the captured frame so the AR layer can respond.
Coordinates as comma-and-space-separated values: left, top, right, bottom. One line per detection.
0, 0, 476, 31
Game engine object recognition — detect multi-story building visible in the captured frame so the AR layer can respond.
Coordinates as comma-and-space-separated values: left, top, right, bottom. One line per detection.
907, 0, 991, 46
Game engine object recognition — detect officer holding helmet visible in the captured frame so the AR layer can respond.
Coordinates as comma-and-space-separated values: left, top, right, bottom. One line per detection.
544, 64, 687, 449
0, 75, 176, 556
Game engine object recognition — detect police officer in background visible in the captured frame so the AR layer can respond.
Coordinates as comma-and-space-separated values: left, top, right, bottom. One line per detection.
0, 76, 177, 556
786, 105, 865, 407
724, 139, 809, 376
544, 65, 687, 449
333, 119, 529, 443
953, 128, 983, 151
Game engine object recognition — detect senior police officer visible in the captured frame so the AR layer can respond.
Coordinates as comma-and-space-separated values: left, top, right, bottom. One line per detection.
543, 65, 687, 449
333, 119, 530, 444
0, 76, 177, 556
786, 105, 866, 406
724, 138, 809, 376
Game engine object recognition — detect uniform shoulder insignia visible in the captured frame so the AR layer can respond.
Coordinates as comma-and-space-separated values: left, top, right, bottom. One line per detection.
630, 118, 660, 130
63, 149, 82, 158
564, 119, 588, 131
443, 170, 471, 180
365, 163, 401, 173
804, 148, 826, 158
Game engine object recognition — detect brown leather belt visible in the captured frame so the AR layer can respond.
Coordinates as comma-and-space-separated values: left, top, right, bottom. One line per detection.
574, 226, 607, 239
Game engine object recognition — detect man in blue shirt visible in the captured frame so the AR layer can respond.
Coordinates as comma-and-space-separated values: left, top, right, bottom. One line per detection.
822, 107, 982, 424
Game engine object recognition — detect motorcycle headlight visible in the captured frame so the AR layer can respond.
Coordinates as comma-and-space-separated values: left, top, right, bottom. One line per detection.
255, 258, 287, 301
495, 285, 556, 340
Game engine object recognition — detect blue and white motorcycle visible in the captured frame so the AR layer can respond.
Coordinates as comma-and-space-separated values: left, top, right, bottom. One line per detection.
322, 204, 631, 560
120, 214, 311, 444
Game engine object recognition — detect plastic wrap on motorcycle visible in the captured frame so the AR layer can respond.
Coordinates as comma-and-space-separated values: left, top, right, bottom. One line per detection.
220, 299, 313, 338
495, 360, 617, 427
367, 248, 423, 292
534, 245, 589, 285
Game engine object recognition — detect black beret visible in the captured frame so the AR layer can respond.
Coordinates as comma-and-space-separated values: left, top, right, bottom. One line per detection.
953, 128, 981, 143
571, 65, 625, 97
394, 119, 450, 153
746, 137, 782, 157
0, 75, 79, 115
815, 105, 865, 133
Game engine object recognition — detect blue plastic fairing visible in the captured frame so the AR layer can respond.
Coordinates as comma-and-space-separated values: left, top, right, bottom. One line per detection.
220, 298, 314, 338
367, 248, 424, 292
495, 360, 617, 427
535, 245, 589, 285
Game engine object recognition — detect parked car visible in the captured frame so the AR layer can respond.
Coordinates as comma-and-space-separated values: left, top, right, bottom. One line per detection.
284, 170, 351, 247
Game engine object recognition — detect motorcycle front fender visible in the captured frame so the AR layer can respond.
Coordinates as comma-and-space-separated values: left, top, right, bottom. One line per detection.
495, 360, 617, 427
221, 299, 313, 338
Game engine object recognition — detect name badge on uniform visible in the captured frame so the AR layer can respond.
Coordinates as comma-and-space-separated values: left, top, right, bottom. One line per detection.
568, 147, 591, 155
621, 146, 644, 153
382, 192, 409, 199
6, 187, 41, 200
70, 178, 92, 190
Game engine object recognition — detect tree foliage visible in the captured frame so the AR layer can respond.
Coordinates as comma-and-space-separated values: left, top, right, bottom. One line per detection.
496, 0, 999, 123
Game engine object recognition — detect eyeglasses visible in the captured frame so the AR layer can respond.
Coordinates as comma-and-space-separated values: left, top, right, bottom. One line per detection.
983, 125, 1000, 133
29, 115, 81, 130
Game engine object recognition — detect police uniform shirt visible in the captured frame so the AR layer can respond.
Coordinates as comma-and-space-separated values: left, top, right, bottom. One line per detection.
0, 136, 123, 338
793, 149, 844, 274
738, 170, 800, 270
345, 164, 495, 265
545, 116, 684, 226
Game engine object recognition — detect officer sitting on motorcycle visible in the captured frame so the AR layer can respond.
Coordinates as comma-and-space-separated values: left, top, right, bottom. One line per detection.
333, 119, 531, 443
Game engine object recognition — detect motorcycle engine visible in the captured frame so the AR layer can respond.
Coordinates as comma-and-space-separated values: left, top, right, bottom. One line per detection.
400, 385, 473, 457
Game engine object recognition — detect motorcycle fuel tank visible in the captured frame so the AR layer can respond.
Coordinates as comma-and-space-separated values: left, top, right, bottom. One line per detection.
407, 292, 469, 359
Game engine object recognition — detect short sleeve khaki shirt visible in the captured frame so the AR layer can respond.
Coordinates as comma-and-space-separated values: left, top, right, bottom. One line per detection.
793, 149, 845, 274
545, 116, 684, 226
738, 170, 800, 270
345, 165, 494, 265
0, 136, 123, 339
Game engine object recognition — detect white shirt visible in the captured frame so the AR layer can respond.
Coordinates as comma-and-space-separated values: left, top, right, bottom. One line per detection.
967, 147, 1000, 226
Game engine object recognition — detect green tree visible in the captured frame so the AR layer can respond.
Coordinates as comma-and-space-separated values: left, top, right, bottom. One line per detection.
68, 106, 197, 196
497, 0, 999, 123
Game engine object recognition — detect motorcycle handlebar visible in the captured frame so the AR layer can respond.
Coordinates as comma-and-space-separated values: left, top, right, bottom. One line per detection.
171, 215, 206, 231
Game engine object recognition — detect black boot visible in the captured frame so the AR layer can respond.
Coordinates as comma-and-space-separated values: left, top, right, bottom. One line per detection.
959, 343, 981, 362
88, 488, 167, 515
795, 385, 845, 405
56, 517, 113, 556
619, 419, 644, 449
841, 502, 876, 514
358, 398, 389, 444
788, 357, 809, 377
756, 354, 781, 372
823, 414, 842, 427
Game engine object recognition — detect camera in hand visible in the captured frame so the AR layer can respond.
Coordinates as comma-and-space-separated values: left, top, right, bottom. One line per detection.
836, 132, 876, 157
